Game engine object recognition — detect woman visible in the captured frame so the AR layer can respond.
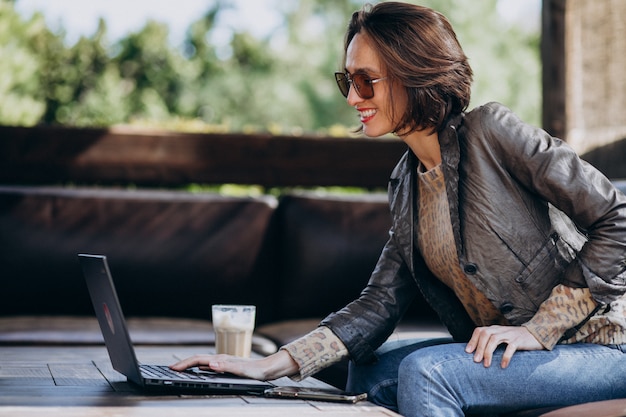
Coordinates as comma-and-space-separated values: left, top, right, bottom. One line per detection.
172, 3, 626, 416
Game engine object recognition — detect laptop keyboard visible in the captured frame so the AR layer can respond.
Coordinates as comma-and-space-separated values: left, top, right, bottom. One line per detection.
140, 364, 213, 380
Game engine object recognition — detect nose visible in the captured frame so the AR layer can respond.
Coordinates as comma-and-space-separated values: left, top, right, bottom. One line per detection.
346, 84, 363, 106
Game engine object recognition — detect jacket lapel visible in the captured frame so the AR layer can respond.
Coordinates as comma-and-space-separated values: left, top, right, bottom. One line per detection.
388, 150, 416, 275
439, 114, 464, 261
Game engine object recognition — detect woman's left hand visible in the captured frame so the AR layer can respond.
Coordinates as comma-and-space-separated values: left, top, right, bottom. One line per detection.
465, 325, 544, 368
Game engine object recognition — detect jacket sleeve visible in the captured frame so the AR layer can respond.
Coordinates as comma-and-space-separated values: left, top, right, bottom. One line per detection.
320, 229, 418, 365
480, 102, 626, 305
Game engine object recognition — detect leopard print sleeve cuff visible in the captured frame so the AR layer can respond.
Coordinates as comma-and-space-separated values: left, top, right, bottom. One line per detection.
280, 326, 349, 381
523, 285, 597, 349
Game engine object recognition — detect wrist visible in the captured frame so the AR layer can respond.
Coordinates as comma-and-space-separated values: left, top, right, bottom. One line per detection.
260, 349, 299, 380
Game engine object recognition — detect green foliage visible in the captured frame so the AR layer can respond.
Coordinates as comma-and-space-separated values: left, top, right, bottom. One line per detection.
421, 0, 541, 126
1, 0, 541, 129
0, 1, 46, 124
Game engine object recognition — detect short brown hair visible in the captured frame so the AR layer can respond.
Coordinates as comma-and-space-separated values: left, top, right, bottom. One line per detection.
344, 2, 473, 134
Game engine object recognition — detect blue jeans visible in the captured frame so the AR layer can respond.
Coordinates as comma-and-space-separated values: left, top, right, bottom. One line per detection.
346, 338, 626, 417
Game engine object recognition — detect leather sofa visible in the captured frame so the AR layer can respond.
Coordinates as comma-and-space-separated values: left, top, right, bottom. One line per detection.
3, 183, 626, 417
0, 185, 445, 388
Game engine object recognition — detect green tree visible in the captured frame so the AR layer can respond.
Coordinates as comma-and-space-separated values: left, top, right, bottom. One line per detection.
180, 0, 364, 133
0, 0, 540, 130
114, 21, 188, 120
0, 0, 45, 124
419, 0, 541, 126
53, 20, 131, 125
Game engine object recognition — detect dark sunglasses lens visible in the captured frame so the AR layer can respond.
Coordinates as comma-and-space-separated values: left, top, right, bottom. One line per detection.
352, 74, 374, 99
335, 73, 349, 97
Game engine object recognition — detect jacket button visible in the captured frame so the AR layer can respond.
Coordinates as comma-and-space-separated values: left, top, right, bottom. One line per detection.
499, 302, 514, 314
464, 263, 478, 275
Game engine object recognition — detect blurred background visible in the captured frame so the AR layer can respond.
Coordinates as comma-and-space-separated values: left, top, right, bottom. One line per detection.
2, 0, 541, 135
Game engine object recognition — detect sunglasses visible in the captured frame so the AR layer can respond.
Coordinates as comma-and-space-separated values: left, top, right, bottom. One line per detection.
334, 72, 387, 99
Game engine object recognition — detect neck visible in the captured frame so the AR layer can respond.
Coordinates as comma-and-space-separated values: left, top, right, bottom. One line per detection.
401, 129, 441, 171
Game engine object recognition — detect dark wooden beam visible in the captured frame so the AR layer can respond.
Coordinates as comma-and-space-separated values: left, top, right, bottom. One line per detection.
0, 126, 407, 189
541, 0, 567, 139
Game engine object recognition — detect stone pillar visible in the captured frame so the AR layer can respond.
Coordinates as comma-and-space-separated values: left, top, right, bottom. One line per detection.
563, 0, 626, 154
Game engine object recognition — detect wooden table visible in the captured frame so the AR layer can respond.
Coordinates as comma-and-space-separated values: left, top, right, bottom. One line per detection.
0, 345, 401, 416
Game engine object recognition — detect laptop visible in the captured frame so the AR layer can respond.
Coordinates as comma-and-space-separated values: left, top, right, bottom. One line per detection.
78, 253, 274, 394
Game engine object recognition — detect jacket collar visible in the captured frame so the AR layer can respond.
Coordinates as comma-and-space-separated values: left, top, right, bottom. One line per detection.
389, 113, 465, 275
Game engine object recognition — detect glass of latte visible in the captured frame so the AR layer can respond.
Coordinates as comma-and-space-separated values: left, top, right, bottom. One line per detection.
211, 305, 256, 357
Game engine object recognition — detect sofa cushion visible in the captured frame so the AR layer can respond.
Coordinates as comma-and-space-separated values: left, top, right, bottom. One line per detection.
274, 191, 439, 323
0, 316, 278, 356
538, 399, 626, 417
0, 186, 279, 324
275, 192, 392, 319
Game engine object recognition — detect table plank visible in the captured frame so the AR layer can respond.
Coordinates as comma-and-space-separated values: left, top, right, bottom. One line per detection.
0, 346, 401, 416
0, 365, 54, 386
0, 405, 400, 416
49, 363, 112, 387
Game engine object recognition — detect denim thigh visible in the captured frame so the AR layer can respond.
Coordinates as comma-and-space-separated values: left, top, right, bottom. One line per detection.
346, 337, 454, 412
347, 340, 626, 417
397, 342, 626, 417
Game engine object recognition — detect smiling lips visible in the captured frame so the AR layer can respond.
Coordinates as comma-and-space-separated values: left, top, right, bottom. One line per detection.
358, 108, 377, 123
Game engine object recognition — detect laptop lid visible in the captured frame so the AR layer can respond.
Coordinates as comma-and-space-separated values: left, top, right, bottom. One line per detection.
78, 253, 273, 393
79, 253, 144, 386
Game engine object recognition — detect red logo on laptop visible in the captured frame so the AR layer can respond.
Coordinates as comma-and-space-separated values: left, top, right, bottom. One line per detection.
102, 303, 115, 335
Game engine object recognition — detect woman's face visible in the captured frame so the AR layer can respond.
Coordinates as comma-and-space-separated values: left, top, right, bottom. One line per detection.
344, 32, 407, 137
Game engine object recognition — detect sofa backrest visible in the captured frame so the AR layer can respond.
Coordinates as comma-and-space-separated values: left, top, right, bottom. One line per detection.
0, 186, 280, 324
275, 192, 391, 319
274, 192, 439, 323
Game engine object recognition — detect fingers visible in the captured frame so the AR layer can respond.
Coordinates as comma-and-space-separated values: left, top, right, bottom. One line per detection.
169, 354, 213, 371
500, 343, 518, 369
465, 330, 479, 354
465, 326, 521, 369
468, 327, 498, 367
169, 354, 240, 373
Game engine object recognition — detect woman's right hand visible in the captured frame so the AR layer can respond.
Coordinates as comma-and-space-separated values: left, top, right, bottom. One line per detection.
169, 349, 299, 381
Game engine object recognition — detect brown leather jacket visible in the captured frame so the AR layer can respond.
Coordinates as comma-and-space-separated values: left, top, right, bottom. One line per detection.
322, 102, 626, 365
